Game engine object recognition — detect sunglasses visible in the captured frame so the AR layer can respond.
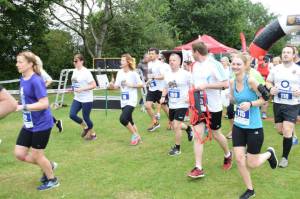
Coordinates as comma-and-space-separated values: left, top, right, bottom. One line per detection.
73, 60, 79, 63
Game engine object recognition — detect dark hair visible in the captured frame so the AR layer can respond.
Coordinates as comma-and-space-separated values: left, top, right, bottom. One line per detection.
148, 47, 159, 54
74, 53, 85, 63
192, 42, 208, 56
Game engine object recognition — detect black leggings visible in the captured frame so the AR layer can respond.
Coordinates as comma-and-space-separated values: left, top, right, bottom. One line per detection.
119, 105, 135, 126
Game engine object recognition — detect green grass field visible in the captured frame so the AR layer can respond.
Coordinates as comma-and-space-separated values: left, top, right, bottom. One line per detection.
0, 93, 300, 199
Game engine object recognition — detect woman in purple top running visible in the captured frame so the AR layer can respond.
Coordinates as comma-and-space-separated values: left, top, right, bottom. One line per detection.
14, 51, 59, 191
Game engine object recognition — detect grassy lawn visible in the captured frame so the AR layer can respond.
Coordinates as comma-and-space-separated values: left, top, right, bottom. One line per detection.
0, 93, 300, 199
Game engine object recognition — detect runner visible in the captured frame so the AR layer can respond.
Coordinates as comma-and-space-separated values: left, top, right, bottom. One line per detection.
266, 46, 300, 168
14, 51, 59, 190
230, 53, 278, 199
160, 53, 193, 155
187, 42, 233, 179
35, 56, 63, 132
69, 54, 97, 140
145, 48, 169, 132
109, 53, 143, 145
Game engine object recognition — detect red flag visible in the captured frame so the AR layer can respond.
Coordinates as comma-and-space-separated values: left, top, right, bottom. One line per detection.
240, 32, 247, 52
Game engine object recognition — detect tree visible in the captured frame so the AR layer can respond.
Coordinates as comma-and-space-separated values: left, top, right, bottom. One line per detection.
49, 0, 113, 58
35, 29, 75, 80
0, 1, 52, 82
91, 0, 178, 59
165, 0, 275, 49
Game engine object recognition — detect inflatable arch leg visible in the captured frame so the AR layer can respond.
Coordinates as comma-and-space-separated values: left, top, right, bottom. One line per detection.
249, 15, 300, 58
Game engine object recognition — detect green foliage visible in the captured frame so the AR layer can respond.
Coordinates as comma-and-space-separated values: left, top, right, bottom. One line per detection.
165, 0, 275, 49
0, 1, 51, 81
88, 0, 178, 60
34, 29, 75, 80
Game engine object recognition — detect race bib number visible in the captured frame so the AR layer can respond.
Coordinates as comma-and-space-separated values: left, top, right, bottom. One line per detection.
169, 89, 180, 98
150, 80, 156, 87
278, 91, 292, 100
169, 89, 180, 103
23, 111, 34, 128
121, 92, 129, 100
234, 107, 250, 126
72, 82, 80, 90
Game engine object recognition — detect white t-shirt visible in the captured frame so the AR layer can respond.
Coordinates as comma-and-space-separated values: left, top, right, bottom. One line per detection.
115, 69, 143, 108
221, 66, 232, 107
41, 69, 53, 83
192, 59, 228, 112
164, 68, 191, 109
148, 60, 170, 91
71, 67, 95, 103
267, 63, 300, 105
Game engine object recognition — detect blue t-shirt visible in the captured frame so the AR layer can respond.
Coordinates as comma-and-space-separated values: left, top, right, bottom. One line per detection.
233, 76, 262, 129
20, 74, 53, 132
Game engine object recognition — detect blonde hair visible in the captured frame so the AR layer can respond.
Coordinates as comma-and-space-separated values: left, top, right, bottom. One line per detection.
122, 53, 136, 70
17, 51, 41, 75
35, 55, 43, 70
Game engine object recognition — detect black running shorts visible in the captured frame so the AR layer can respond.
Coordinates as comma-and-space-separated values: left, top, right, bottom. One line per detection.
146, 90, 162, 104
232, 125, 264, 154
169, 108, 188, 122
16, 128, 52, 149
194, 111, 222, 130
273, 103, 300, 123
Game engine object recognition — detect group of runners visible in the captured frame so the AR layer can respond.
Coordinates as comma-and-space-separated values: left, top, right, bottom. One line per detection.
0, 43, 299, 199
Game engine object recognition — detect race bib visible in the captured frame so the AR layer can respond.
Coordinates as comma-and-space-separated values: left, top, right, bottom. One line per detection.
23, 111, 34, 128
278, 91, 292, 100
234, 107, 250, 126
121, 92, 129, 100
169, 89, 180, 98
72, 82, 80, 90
150, 80, 156, 87
169, 89, 180, 103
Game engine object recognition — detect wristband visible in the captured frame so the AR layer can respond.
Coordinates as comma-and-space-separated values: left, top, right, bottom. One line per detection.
249, 101, 253, 107
23, 104, 28, 111
161, 96, 166, 98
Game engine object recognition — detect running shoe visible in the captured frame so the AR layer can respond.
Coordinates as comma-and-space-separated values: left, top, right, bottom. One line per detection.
262, 112, 267, 119
56, 120, 63, 133
147, 122, 160, 132
223, 152, 233, 170
168, 146, 181, 156
187, 167, 205, 178
267, 147, 278, 169
40, 161, 58, 183
37, 177, 60, 191
239, 189, 255, 199
293, 136, 298, 145
130, 134, 141, 146
278, 157, 288, 168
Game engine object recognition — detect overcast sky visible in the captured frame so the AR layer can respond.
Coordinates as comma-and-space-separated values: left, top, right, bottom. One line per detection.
250, 0, 300, 16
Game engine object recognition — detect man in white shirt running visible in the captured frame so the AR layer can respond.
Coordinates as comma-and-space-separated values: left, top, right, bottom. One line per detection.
161, 53, 193, 156
145, 48, 170, 132
266, 45, 300, 168
187, 42, 232, 178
